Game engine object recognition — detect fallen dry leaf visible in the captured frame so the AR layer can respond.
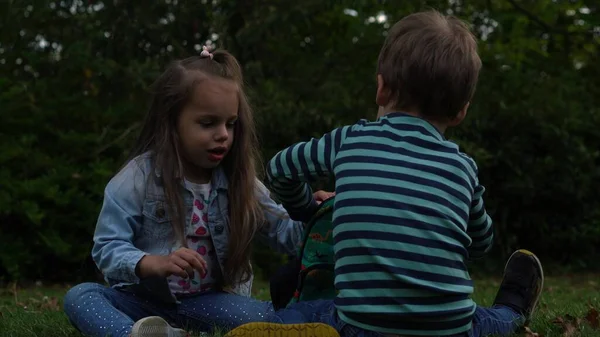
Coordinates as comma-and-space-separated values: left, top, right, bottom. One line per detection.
563, 323, 578, 337
586, 306, 599, 329
566, 314, 582, 326
524, 326, 541, 336
553, 315, 581, 337
40, 296, 60, 311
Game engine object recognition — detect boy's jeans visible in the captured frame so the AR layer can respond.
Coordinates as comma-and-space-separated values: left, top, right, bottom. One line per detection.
63, 282, 275, 337
270, 299, 524, 337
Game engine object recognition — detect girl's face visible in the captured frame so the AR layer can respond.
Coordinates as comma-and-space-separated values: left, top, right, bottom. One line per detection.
177, 77, 238, 183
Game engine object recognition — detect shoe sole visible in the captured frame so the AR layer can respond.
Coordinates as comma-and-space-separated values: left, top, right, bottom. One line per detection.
224, 322, 340, 337
505, 249, 544, 321
130, 316, 187, 337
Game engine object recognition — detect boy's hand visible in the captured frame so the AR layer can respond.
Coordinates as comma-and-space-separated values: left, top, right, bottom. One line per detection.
313, 190, 335, 205
136, 248, 207, 279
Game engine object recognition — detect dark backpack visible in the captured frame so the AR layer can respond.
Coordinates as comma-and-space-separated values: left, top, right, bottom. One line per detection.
270, 197, 337, 309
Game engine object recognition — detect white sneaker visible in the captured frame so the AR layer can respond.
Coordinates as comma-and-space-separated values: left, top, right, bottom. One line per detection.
130, 316, 188, 337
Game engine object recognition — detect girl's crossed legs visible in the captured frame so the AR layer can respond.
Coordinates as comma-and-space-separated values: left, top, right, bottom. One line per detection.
63, 282, 274, 337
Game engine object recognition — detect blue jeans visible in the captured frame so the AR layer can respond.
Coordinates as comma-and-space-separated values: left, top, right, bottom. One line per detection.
270, 300, 524, 337
63, 282, 274, 337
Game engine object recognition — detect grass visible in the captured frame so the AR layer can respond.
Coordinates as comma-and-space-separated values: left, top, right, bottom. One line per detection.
1, 275, 599, 337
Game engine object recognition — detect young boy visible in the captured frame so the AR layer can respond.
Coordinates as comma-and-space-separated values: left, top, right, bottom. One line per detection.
228, 10, 543, 337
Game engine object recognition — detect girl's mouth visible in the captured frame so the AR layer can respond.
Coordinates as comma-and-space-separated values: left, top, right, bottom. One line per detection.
207, 147, 227, 162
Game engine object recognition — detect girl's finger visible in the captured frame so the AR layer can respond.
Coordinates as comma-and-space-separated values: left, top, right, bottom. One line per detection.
174, 248, 202, 273
166, 263, 188, 279
180, 249, 207, 273
185, 248, 208, 270
171, 255, 194, 279
192, 250, 208, 271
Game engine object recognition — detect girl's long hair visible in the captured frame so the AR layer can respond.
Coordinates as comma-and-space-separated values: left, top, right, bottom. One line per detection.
128, 50, 263, 286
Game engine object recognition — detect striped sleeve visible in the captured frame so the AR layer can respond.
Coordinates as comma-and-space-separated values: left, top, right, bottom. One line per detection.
266, 126, 350, 222
466, 183, 494, 259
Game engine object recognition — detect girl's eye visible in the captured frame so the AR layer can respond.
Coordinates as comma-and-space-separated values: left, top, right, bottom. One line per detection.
226, 120, 237, 128
198, 120, 213, 126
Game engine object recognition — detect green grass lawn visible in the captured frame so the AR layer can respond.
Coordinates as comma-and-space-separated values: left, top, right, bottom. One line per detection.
1, 274, 599, 337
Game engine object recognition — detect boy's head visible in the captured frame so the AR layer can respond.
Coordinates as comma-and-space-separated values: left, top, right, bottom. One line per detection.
376, 10, 481, 125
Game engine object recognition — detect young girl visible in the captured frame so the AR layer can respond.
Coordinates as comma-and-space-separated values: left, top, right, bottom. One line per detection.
63, 47, 333, 337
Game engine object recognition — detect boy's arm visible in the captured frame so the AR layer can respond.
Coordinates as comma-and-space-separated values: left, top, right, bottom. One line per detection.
266, 126, 350, 222
467, 182, 494, 259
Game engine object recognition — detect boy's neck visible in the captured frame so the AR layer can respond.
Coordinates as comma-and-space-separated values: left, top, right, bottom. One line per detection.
377, 106, 447, 134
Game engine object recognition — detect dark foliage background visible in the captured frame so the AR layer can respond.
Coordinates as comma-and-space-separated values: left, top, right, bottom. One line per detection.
1, 0, 599, 283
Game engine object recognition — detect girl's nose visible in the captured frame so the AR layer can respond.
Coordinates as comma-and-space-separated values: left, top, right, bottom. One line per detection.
214, 125, 229, 142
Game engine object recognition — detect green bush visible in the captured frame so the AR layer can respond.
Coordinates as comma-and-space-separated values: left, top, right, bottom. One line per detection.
453, 67, 600, 266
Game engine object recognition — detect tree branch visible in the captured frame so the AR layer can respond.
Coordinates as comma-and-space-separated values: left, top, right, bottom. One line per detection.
506, 0, 553, 32
94, 122, 141, 156
506, 0, 596, 39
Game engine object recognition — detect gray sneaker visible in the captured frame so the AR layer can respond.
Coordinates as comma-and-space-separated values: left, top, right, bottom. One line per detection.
130, 316, 188, 337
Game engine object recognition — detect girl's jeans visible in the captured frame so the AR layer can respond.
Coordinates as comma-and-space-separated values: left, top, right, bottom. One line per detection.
63, 282, 274, 337
270, 299, 524, 337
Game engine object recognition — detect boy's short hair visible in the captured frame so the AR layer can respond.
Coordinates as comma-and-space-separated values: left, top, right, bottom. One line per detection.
377, 10, 482, 120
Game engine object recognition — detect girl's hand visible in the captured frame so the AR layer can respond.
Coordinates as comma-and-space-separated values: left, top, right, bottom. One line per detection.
137, 248, 207, 279
313, 190, 335, 205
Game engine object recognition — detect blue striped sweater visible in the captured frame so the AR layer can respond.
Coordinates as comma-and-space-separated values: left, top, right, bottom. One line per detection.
266, 112, 493, 336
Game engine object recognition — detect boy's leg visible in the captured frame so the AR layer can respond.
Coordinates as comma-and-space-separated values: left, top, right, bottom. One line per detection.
470, 305, 524, 337
271, 299, 337, 325
176, 291, 276, 332
63, 282, 183, 337
472, 249, 544, 337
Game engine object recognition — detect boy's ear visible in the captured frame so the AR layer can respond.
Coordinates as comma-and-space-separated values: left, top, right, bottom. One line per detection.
448, 102, 469, 127
375, 74, 392, 107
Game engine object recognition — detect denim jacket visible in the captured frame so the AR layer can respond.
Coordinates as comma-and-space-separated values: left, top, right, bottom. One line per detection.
92, 152, 304, 303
